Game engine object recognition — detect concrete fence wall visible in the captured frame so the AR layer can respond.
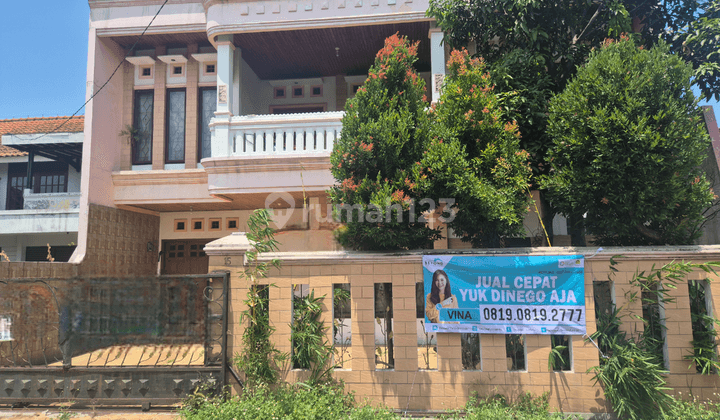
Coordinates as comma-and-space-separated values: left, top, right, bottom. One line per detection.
209, 245, 720, 414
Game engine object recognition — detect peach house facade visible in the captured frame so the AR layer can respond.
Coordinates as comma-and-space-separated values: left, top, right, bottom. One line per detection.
78, 0, 455, 276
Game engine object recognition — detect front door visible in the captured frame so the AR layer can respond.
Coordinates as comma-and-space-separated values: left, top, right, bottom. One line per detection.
162, 239, 210, 275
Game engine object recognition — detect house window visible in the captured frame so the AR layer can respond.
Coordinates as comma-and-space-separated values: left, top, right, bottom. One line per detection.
25, 245, 76, 262
273, 87, 286, 99
166, 89, 186, 163
6, 162, 68, 210
352, 84, 362, 94
198, 88, 217, 161
292, 86, 304, 98
191, 218, 204, 231
204, 63, 216, 75
209, 218, 221, 231
226, 218, 239, 230
172, 65, 184, 76
311, 85, 323, 97
174, 219, 187, 232
133, 90, 154, 165
140, 66, 153, 78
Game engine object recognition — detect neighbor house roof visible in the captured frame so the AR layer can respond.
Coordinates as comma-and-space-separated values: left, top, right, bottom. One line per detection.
0, 116, 84, 157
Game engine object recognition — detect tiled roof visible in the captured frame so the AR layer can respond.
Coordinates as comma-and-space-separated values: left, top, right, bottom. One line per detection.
0, 116, 84, 135
0, 116, 84, 157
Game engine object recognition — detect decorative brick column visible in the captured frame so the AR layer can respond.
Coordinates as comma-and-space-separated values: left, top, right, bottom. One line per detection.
152, 46, 167, 170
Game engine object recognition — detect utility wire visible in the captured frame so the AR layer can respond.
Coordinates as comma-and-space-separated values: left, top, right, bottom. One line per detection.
23, 0, 170, 142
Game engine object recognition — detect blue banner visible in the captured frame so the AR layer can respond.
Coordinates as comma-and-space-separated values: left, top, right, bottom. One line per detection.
423, 255, 586, 335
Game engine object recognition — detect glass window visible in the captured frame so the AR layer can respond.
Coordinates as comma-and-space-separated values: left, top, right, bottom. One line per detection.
166, 89, 186, 163
133, 90, 154, 165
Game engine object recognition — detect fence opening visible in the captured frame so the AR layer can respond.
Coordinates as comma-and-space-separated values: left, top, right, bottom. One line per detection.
374, 283, 394, 370
416, 283, 437, 370
688, 280, 718, 374
461, 333, 481, 370
550, 335, 571, 371
641, 283, 667, 368
506, 334, 525, 371
291, 284, 311, 369
333, 284, 352, 369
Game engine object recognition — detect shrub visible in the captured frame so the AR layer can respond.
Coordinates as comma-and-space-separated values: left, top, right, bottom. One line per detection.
180, 383, 399, 420
329, 33, 439, 250
543, 36, 716, 246
442, 392, 572, 419
418, 49, 531, 247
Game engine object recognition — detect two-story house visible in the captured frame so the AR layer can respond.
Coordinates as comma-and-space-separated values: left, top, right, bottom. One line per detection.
78, 0, 448, 275
0, 117, 83, 262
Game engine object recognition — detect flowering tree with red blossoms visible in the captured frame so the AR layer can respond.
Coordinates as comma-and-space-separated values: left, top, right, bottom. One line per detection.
418, 49, 532, 248
329, 34, 440, 250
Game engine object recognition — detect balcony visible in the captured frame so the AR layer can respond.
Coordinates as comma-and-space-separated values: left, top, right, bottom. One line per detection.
23, 191, 81, 211
219, 111, 342, 157
0, 191, 81, 235
201, 111, 341, 201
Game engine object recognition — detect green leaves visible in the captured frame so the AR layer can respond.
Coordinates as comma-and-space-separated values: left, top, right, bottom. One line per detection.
329, 34, 439, 251
420, 50, 532, 247
234, 209, 287, 387
543, 37, 716, 246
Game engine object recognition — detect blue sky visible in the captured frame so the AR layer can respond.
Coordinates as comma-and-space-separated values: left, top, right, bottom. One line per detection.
0, 2, 90, 119
0, 1, 718, 123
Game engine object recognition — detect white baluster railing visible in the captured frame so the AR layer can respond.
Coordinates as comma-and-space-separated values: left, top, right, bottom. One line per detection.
225, 111, 343, 157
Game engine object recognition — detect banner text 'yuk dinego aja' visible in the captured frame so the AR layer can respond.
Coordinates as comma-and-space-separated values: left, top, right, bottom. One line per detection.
423, 255, 586, 335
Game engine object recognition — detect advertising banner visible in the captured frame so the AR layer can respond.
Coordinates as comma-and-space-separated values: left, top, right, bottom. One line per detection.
423, 255, 586, 335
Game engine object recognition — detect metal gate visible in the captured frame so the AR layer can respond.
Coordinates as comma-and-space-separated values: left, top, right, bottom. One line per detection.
0, 272, 229, 407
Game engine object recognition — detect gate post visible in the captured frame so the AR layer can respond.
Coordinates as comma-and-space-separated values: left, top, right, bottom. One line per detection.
204, 233, 252, 392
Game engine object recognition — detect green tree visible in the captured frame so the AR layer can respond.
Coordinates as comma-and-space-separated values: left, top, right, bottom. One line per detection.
427, 0, 720, 241
427, 0, 720, 100
418, 49, 532, 247
543, 37, 715, 246
329, 34, 440, 250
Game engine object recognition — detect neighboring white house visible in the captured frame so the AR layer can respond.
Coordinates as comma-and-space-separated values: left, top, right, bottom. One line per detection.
0, 116, 83, 262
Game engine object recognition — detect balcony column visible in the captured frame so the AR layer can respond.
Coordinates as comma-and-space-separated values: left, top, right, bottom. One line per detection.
24, 151, 35, 197
213, 35, 237, 157
429, 28, 446, 103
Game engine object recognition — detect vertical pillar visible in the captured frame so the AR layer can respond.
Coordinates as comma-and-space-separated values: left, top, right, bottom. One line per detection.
233, 48, 242, 116
429, 28, 446, 103
121, 61, 134, 170
213, 35, 236, 157
25, 151, 34, 190
152, 46, 167, 170
335, 75, 347, 111
185, 43, 199, 168
24, 151, 35, 202
216, 35, 235, 116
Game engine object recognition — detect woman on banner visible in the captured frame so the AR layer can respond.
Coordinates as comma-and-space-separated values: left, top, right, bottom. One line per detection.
426, 269, 458, 323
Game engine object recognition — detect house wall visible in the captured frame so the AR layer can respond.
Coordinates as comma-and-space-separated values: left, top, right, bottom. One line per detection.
74, 30, 127, 265
76, 203, 160, 277
210, 247, 720, 413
